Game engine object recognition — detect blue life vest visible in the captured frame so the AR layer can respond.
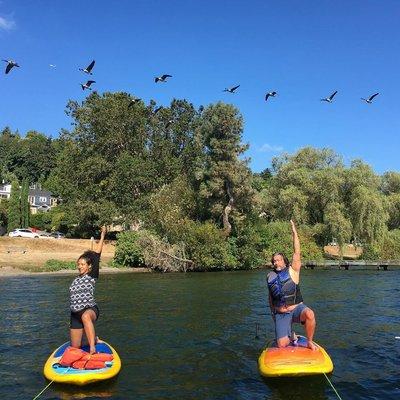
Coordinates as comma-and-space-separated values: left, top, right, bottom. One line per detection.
267, 266, 303, 307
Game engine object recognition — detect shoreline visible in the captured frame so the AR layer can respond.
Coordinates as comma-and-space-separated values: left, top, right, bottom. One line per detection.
0, 265, 151, 277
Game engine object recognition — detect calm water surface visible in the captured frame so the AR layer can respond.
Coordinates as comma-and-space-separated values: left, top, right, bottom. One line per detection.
0, 270, 399, 399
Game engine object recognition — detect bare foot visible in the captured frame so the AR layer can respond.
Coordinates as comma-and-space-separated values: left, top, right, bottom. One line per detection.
95, 336, 104, 344
307, 340, 318, 351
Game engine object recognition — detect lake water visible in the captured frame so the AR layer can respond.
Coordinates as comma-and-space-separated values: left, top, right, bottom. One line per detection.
0, 269, 399, 399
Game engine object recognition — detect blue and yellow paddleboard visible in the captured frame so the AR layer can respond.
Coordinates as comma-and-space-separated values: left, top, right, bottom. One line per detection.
44, 341, 121, 385
258, 335, 333, 378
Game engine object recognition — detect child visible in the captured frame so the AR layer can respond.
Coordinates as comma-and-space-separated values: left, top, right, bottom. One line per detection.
69, 226, 106, 354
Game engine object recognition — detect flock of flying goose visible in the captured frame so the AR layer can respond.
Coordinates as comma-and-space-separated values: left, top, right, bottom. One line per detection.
2, 59, 380, 105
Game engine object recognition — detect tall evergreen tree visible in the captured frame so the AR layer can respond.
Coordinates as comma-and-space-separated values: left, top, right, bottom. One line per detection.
195, 102, 255, 235
20, 180, 30, 228
7, 179, 21, 232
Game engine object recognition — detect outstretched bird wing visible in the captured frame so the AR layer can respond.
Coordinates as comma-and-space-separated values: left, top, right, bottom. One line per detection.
329, 91, 338, 100
231, 85, 240, 92
86, 80, 96, 86
265, 93, 271, 101
86, 60, 95, 72
369, 93, 379, 101
5, 63, 12, 74
161, 74, 172, 80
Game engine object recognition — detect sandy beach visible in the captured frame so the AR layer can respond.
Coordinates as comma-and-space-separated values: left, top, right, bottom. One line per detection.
0, 237, 149, 277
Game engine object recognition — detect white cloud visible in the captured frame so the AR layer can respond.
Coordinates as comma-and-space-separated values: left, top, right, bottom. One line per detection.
259, 143, 284, 153
0, 15, 15, 31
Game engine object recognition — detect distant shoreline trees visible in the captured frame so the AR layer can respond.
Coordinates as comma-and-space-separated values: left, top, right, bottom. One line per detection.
1, 91, 400, 268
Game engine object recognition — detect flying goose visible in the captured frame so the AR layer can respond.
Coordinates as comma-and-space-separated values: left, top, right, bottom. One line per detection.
155, 74, 172, 83
265, 91, 277, 101
81, 80, 96, 90
79, 60, 95, 75
223, 85, 240, 93
361, 93, 379, 104
2, 60, 20, 74
321, 91, 338, 103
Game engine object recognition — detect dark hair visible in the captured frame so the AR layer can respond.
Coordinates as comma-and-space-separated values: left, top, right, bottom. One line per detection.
271, 252, 290, 268
77, 250, 96, 270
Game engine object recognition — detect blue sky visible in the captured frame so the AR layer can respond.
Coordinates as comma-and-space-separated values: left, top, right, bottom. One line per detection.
1, 1, 399, 174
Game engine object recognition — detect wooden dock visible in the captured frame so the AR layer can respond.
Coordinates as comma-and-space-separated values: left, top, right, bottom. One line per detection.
304, 260, 400, 270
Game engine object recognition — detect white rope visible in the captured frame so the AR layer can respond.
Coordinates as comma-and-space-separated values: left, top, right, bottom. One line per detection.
32, 367, 71, 400
323, 372, 344, 400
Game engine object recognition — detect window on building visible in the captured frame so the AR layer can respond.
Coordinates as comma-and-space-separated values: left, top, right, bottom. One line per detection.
39, 196, 47, 203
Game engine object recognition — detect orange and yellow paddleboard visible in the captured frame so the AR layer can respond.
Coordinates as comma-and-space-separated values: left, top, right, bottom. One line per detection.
258, 335, 333, 378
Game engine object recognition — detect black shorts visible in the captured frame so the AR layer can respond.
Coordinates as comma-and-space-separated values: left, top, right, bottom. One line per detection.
70, 305, 99, 329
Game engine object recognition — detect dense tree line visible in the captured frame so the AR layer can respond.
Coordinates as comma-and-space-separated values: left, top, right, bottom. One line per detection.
1, 91, 400, 268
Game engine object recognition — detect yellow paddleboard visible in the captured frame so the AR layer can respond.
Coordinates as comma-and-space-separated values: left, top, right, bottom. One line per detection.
44, 340, 121, 385
258, 335, 333, 378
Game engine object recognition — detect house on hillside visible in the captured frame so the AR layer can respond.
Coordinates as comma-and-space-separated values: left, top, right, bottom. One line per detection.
28, 183, 58, 214
0, 181, 59, 213
0, 182, 12, 201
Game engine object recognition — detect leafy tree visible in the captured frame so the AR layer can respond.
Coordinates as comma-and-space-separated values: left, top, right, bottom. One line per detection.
385, 193, 400, 230
182, 220, 238, 270
195, 102, 255, 235
7, 180, 21, 232
350, 186, 388, 243
147, 176, 196, 242
0, 199, 8, 228
324, 202, 352, 257
20, 180, 30, 228
381, 171, 400, 195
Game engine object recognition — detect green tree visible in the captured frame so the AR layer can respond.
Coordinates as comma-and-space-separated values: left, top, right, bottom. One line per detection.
385, 193, 400, 230
195, 102, 255, 235
350, 186, 388, 243
381, 171, 400, 195
324, 202, 352, 257
20, 180, 30, 228
0, 199, 8, 228
7, 180, 21, 232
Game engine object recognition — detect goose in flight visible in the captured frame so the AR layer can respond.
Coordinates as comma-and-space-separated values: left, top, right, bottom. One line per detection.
321, 91, 338, 103
361, 93, 379, 104
79, 60, 95, 75
223, 85, 240, 93
81, 80, 96, 90
155, 74, 172, 83
265, 91, 277, 101
2, 60, 20, 74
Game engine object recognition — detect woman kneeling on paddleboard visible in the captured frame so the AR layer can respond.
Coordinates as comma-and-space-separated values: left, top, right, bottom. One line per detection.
69, 226, 106, 354
267, 220, 317, 350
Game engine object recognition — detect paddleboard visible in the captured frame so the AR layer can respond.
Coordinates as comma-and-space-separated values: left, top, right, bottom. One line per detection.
258, 335, 333, 378
44, 340, 121, 385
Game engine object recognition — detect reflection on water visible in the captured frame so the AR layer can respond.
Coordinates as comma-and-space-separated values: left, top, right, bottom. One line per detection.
0, 270, 399, 399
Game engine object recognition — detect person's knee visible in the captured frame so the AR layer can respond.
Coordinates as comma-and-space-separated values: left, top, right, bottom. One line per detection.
81, 312, 94, 324
304, 308, 315, 322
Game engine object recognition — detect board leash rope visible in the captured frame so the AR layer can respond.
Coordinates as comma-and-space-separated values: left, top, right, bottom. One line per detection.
323, 372, 344, 400
32, 366, 71, 400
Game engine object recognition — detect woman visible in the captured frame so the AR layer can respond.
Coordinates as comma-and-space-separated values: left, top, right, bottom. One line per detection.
69, 226, 106, 354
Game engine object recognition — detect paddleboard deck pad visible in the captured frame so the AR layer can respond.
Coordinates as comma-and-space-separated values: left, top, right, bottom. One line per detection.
258, 335, 333, 377
44, 341, 121, 385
